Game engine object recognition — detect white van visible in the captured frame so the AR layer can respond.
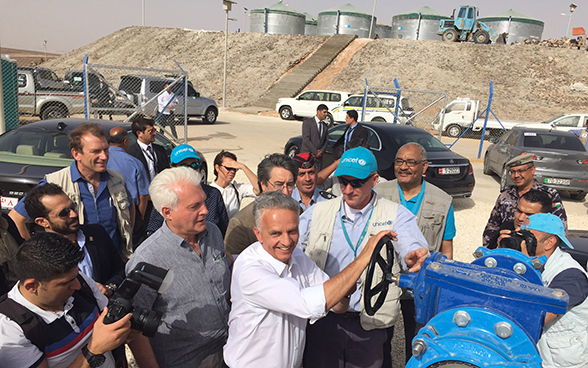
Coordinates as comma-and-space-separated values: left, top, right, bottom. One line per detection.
331, 94, 413, 124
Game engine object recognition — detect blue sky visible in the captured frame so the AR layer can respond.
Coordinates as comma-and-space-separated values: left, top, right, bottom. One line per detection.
0, 0, 584, 53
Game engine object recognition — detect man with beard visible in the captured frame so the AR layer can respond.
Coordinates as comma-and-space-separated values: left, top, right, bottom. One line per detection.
24, 183, 124, 297
291, 152, 335, 211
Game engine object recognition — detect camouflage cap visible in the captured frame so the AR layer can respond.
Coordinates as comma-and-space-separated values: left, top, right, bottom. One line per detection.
506, 153, 534, 168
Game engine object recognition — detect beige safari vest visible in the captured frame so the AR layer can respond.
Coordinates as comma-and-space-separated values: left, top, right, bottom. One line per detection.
375, 180, 452, 253
45, 166, 133, 257
305, 194, 402, 330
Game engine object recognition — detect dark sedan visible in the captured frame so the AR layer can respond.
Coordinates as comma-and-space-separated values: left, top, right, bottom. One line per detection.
0, 118, 207, 213
284, 123, 475, 197
483, 127, 588, 200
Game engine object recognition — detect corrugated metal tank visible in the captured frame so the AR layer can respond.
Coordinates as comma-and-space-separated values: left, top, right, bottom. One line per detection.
479, 9, 544, 43
375, 22, 392, 38
304, 12, 318, 36
392, 6, 450, 41
318, 3, 376, 38
250, 2, 305, 35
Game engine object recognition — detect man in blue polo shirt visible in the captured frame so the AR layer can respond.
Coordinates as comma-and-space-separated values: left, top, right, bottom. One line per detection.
374, 142, 455, 367
9, 123, 134, 257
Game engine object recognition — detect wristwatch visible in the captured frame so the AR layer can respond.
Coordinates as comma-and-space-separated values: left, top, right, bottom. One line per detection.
82, 344, 106, 367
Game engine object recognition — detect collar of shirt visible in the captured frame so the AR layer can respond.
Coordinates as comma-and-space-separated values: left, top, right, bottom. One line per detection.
160, 220, 210, 249
397, 180, 426, 215
348, 123, 358, 130
137, 140, 152, 152
254, 241, 295, 277
108, 146, 127, 155
70, 162, 110, 184
8, 283, 75, 325
341, 192, 375, 222
292, 187, 321, 210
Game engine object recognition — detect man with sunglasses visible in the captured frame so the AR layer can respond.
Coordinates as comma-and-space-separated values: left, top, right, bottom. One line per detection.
374, 142, 455, 367
482, 153, 567, 248
145, 144, 230, 238
298, 147, 428, 368
224, 153, 298, 255
24, 183, 125, 298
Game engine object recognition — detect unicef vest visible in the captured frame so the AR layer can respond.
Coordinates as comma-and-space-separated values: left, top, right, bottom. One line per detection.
305, 194, 402, 331
537, 247, 588, 368
374, 180, 452, 253
45, 166, 133, 258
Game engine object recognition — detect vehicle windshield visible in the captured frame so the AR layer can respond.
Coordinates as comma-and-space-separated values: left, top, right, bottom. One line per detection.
0, 128, 73, 167
543, 115, 566, 124
391, 132, 448, 152
522, 132, 586, 151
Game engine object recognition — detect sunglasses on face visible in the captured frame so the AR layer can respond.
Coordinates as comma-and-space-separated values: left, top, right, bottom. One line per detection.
338, 175, 373, 189
180, 162, 201, 171
222, 165, 237, 172
57, 203, 78, 218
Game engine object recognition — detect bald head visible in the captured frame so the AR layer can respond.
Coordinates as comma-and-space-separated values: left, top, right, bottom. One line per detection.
108, 127, 129, 148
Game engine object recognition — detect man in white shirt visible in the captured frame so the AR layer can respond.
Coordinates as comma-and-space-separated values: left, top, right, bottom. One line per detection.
157, 83, 179, 140
210, 150, 260, 219
223, 191, 427, 368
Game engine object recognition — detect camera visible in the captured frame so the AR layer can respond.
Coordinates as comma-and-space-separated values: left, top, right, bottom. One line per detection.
103, 262, 174, 337
499, 229, 538, 256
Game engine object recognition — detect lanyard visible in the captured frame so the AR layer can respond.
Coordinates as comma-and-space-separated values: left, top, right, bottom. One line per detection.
340, 206, 375, 258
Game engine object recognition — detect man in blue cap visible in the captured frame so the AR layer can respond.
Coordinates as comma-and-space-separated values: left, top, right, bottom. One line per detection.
146, 144, 229, 238
298, 146, 429, 368
519, 213, 588, 367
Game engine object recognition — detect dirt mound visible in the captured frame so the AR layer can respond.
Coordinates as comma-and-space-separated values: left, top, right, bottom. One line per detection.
42, 27, 588, 121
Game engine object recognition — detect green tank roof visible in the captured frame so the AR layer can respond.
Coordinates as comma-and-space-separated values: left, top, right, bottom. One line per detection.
393, 6, 450, 21
479, 9, 544, 26
304, 12, 317, 25
251, 2, 304, 18
319, 3, 374, 21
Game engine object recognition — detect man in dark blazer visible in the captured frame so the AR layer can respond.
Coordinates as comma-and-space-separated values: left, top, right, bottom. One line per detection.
301, 104, 329, 170
333, 109, 369, 160
24, 184, 125, 297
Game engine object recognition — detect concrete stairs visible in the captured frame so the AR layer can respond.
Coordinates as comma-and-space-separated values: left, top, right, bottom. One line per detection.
250, 34, 357, 111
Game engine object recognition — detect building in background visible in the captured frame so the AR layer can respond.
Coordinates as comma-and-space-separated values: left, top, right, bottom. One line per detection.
479, 9, 544, 44
391, 6, 450, 41
250, 1, 305, 35
317, 3, 376, 38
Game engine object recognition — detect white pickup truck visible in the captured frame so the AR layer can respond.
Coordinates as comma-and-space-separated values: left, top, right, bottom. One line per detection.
432, 98, 526, 137
514, 113, 588, 132
17, 67, 85, 120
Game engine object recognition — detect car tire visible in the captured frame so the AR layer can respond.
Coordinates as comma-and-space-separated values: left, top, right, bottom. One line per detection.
202, 107, 218, 124
442, 29, 458, 42
474, 30, 490, 44
371, 117, 386, 123
483, 154, 492, 175
279, 106, 293, 120
500, 166, 509, 191
286, 145, 299, 158
41, 105, 68, 120
446, 124, 462, 138
324, 113, 334, 127
570, 192, 587, 201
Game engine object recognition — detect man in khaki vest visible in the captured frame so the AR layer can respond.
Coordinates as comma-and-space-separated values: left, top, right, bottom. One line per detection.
374, 142, 455, 366
298, 147, 428, 368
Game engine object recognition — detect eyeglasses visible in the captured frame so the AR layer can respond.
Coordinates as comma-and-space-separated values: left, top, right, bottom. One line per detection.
180, 162, 201, 171
509, 166, 532, 176
394, 159, 425, 167
57, 203, 78, 218
222, 165, 237, 172
268, 180, 296, 190
338, 175, 374, 189
144, 128, 157, 134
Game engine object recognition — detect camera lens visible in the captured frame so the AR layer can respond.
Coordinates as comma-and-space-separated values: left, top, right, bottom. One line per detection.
131, 307, 163, 337
499, 236, 522, 251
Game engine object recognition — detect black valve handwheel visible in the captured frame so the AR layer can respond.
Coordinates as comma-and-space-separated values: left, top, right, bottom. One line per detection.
363, 235, 395, 316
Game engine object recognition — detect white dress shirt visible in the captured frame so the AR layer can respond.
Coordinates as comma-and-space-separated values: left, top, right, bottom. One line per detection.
210, 181, 256, 219
157, 90, 178, 115
137, 140, 156, 181
224, 242, 329, 368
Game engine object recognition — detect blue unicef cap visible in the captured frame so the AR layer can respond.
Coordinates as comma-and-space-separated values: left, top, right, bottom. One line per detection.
521, 213, 574, 249
171, 144, 200, 164
334, 147, 377, 179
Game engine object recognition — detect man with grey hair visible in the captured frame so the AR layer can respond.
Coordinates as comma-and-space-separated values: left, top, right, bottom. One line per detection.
374, 142, 455, 366
224, 191, 395, 368
224, 153, 298, 255
126, 167, 232, 368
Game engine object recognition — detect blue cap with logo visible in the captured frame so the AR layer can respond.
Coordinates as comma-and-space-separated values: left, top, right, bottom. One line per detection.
521, 213, 574, 249
334, 147, 377, 179
171, 144, 200, 164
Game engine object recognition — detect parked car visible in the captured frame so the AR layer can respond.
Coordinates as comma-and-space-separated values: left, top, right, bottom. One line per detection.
330, 93, 414, 125
276, 90, 352, 124
483, 127, 588, 199
515, 113, 588, 132
567, 230, 588, 271
0, 118, 208, 213
284, 123, 475, 197
117, 75, 219, 123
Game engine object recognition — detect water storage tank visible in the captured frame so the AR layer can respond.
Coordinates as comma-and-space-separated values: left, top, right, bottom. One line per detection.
375, 22, 392, 39
479, 9, 544, 43
304, 13, 318, 35
250, 1, 305, 35
392, 6, 450, 41
318, 3, 376, 38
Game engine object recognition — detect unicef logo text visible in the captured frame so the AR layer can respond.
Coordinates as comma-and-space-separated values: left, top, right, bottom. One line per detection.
372, 220, 393, 227
341, 157, 367, 166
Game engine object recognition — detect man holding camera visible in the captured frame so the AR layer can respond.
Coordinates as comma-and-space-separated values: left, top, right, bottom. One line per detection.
482, 153, 567, 248
126, 167, 231, 368
517, 214, 588, 367
0, 232, 132, 368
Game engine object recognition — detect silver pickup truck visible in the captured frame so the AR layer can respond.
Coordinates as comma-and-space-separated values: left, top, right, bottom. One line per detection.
17, 67, 85, 120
